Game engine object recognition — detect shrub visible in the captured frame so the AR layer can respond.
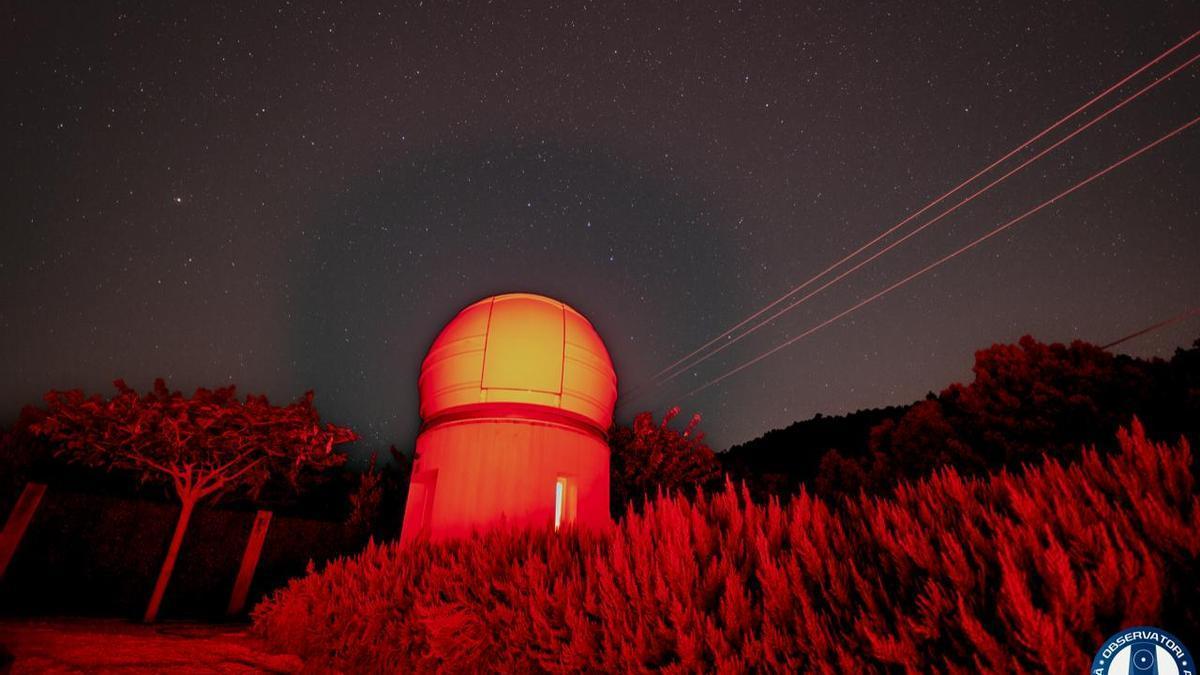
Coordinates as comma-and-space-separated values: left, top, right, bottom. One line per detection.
345, 446, 412, 541
253, 422, 1198, 672
610, 407, 721, 516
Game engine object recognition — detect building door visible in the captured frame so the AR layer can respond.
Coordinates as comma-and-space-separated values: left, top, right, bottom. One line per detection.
554, 476, 577, 531
401, 469, 438, 542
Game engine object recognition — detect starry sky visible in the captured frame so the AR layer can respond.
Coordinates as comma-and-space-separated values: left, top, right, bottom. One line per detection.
3, 1, 1199, 457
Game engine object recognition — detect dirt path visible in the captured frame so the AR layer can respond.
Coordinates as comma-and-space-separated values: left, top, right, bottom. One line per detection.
0, 618, 303, 674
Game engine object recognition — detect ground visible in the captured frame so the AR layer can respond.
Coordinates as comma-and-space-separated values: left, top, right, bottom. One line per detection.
0, 618, 303, 674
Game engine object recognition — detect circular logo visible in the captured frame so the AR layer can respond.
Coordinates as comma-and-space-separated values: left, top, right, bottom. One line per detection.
1092, 626, 1194, 675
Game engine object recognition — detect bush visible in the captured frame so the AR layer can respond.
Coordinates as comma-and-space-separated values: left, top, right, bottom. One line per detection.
609, 407, 721, 516
252, 422, 1198, 672
345, 447, 412, 541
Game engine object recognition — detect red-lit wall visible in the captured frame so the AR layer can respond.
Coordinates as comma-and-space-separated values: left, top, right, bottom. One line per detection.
401, 414, 610, 542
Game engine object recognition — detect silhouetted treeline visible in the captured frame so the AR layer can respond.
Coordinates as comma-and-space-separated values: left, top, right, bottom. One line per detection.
721, 405, 908, 497
722, 335, 1200, 497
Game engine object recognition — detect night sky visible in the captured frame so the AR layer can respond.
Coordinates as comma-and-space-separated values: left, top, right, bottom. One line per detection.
4, 2, 1199, 457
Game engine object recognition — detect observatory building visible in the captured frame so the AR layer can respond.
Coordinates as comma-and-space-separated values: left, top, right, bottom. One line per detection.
399, 293, 618, 542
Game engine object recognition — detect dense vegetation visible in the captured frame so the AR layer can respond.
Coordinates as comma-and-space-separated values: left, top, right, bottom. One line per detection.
608, 406, 721, 516
30, 379, 357, 621
6, 333, 1199, 645
253, 422, 1197, 672
722, 336, 1200, 497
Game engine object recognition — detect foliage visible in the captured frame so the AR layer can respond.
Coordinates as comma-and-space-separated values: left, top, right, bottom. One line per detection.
722, 405, 907, 497
28, 378, 357, 620
0, 407, 48, 508
724, 335, 1200, 497
861, 337, 1149, 481
30, 379, 356, 505
253, 423, 1198, 673
347, 446, 413, 541
346, 459, 383, 536
609, 406, 721, 515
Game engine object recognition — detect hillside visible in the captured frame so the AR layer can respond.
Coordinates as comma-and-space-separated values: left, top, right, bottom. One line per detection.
719, 335, 1200, 497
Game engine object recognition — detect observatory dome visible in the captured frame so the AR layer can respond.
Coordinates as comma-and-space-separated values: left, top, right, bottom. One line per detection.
418, 293, 617, 432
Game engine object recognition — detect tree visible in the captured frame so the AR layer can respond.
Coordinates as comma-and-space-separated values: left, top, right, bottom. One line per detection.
609, 407, 720, 516
720, 405, 907, 499
30, 379, 356, 622
347, 446, 413, 541
822, 335, 1158, 495
0, 406, 51, 499
346, 457, 384, 538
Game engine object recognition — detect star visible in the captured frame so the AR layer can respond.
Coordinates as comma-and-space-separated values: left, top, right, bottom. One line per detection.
2, 0, 1197, 454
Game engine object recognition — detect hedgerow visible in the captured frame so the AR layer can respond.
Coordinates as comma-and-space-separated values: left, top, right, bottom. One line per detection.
252, 421, 1198, 672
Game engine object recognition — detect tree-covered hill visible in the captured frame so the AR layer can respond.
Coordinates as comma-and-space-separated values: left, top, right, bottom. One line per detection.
720, 335, 1200, 497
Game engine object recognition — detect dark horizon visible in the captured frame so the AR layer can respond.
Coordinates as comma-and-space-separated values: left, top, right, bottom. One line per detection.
4, 2, 1199, 456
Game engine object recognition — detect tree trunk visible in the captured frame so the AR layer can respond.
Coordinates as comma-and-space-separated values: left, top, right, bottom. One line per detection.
143, 495, 196, 623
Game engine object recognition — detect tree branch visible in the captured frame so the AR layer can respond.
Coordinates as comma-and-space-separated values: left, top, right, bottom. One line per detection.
120, 451, 182, 480
197, 457, 264, 499
206, 447, 259, 481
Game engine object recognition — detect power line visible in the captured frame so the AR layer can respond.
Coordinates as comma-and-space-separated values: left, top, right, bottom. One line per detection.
1101, 308, 1200, 350
620, 29, 1200, 407
642, 50, 1200, 392
682, 114, 1200, 400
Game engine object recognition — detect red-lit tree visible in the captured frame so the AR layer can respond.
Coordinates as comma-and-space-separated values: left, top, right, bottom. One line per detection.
846, 336, 1155, 493
31, 379, 356, 622
609, 406, 720, 515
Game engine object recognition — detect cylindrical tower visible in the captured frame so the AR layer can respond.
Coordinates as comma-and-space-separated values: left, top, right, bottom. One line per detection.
399, 293, 617, 542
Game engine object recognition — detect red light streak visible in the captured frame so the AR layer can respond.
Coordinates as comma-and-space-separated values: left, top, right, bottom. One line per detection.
1101, 308, 1200, 350
683, 114, 1200, 399
648, 49, 1200, 391
622, 30, 1200, 406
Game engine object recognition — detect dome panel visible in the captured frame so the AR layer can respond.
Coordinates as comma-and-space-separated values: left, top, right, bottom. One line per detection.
418, 300, 492, 419
563, 310, 617, 427
418, 293, 617, 431
480, 295, 564, 394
